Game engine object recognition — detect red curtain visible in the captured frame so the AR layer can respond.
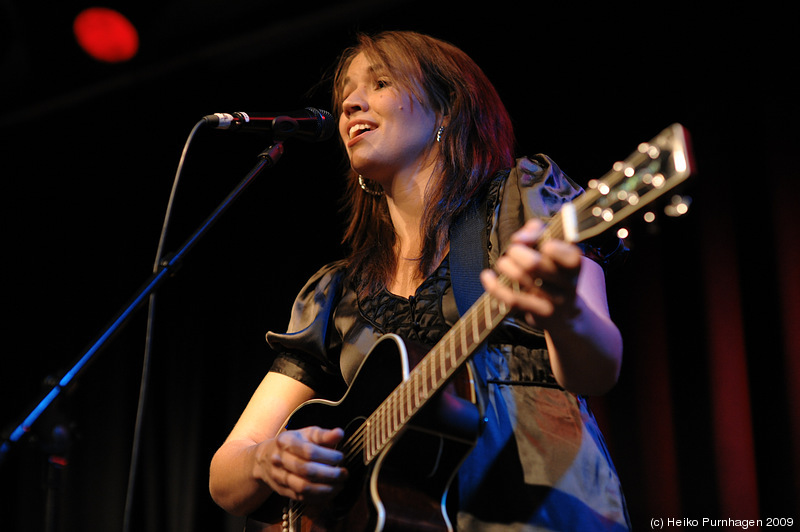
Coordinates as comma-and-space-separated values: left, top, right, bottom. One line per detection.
592, 112, 799, 529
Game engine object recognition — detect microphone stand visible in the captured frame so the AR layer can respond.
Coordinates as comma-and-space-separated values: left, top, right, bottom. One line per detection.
0, 139, 285, 471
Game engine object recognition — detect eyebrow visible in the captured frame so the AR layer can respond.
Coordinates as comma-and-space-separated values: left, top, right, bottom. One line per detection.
341, 64, 389, 89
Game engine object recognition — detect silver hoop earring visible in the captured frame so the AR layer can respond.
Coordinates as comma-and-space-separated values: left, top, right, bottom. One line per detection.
436, 125, 445, 143
358, 175, 384, 196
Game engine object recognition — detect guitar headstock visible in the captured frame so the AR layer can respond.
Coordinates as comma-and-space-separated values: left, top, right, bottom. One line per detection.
561, 123, 695, 243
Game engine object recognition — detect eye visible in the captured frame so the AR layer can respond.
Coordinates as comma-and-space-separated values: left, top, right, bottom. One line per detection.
375, 78, 392, 90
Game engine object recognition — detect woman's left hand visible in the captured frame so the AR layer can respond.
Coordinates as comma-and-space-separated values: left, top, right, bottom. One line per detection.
481, 218, 582, 329
481, 217, 623, 395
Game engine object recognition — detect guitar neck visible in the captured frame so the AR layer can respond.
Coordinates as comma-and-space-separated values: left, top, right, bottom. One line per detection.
360, 197, 578, 463
363, 288, 511, 462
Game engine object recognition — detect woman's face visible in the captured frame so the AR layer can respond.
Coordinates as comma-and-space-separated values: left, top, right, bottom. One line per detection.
338, 52, 439, 186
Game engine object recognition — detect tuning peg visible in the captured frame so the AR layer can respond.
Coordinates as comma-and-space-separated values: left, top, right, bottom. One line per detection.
664, 194, 692, 217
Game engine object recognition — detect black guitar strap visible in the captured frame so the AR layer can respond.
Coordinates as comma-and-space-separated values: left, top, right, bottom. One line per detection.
450, 197, 488, 316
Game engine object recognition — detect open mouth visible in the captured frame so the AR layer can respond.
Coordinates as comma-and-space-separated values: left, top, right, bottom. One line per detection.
348, 123, 373, 139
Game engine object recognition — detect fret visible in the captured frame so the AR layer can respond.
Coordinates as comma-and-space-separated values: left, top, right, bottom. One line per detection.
366, 420, 374, 460
426, 357, 431, 391
415, 360, 422, 408
384, 403, 390, 444
426, 352, 434, 388
379, 411, 385, 451
433, 355, 440, 391
407, 376, 413, 412
410, 371, 417, 411
376, 403, 384, 448
400, 373, 417, 417
376, 407, 385, 452
390, 390, 398, 438
405, 375, 413, 421
470, 308, 479, 344
374, 409, 382, 453
421, 357, 429, 400
448, 333, 457, 368
459, 321, 467, 360
383, 403, 390, 444
484, 296, 493, 333
439, 345, 446, 383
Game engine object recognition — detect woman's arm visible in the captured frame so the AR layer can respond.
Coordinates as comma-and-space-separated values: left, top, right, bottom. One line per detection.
481, 219, 623, 396
209, 371, 347, 516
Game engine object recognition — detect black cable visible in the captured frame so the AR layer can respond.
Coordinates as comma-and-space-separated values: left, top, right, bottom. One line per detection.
122, 119, 206, 532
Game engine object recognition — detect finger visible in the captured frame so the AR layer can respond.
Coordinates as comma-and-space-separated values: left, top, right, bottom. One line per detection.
540, 240, 582, 272
277, 428, 344, 466
495, 250, 538, 291
536, 241, 581, 293
286, 476, 344, 502
275, 450, 349, 485
272, 468, 344, 502
509, 218, 545, 246
499, 244, 572, 299
306, 426, 346, 449
481, 269, 551, 316
265, 445, 348, 502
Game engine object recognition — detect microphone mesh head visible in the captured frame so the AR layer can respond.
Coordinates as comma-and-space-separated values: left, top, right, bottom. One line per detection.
307, 107, 336, 142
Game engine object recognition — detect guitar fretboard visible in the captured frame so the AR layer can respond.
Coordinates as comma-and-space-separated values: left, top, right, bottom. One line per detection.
347, 207, 573, 465
362, 289, 510, 462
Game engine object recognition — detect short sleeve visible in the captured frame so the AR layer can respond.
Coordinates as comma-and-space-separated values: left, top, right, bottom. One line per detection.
491, 155, 628, 270
266, 261, 348, 397
492, 154, 583, 258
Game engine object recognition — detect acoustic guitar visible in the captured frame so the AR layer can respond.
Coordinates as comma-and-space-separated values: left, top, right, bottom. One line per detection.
246, 123, 695, 531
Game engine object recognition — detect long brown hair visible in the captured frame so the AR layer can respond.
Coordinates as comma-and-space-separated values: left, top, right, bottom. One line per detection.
332, 31, 516, 296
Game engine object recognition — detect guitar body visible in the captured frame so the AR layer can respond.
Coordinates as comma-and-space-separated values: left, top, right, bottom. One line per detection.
246, 334, 484, 532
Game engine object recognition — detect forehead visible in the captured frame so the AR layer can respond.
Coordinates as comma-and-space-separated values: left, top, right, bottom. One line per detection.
341, 53, 385, 85
335, 50, 428, 111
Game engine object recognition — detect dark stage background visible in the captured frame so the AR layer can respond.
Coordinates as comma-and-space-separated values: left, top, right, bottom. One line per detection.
2, 1, 797, 531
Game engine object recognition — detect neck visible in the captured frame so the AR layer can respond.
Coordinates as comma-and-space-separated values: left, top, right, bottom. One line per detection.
382, 163, 443, 297
384, 163, 436, 258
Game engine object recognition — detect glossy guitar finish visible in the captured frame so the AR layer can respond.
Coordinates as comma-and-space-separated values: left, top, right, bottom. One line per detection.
247, 334, 483, 531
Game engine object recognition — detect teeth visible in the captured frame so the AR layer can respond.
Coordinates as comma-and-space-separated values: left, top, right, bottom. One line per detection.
348, 123, 372, 139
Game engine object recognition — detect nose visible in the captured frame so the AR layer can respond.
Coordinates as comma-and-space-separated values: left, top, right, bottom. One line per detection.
342, 85, 368, 116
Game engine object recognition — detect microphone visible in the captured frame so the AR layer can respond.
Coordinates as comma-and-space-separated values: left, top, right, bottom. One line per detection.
203, 107, 335, 142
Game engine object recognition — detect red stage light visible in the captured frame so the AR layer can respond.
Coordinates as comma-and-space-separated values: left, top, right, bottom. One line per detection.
73, 7, 139, 63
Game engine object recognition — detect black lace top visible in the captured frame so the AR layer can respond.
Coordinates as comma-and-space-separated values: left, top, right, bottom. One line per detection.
358, 257, 453, 347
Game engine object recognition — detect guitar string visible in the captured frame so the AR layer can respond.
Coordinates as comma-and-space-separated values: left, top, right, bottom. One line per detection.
345, 296, 487, 460
343, 277, 522, 467
339, 288, 506, 464
339, 304, 479, 463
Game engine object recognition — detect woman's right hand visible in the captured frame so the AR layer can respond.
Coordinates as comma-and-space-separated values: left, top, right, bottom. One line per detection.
254, 426, 349, 503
